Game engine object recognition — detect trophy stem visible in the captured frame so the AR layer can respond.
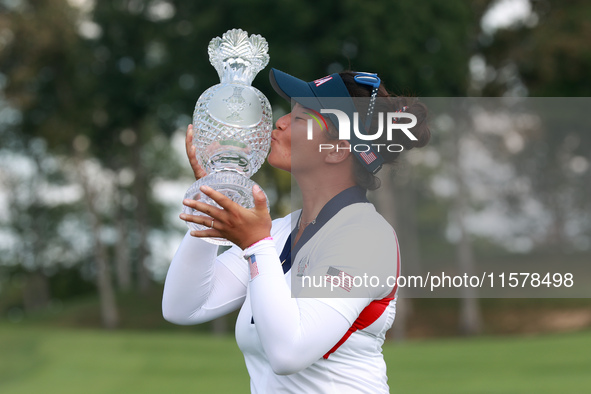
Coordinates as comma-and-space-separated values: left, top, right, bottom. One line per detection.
183, 171, 269, 246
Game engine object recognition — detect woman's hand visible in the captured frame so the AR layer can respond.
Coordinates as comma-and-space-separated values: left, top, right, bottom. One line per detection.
185, 124, 207, 180
180, 185, 272, 250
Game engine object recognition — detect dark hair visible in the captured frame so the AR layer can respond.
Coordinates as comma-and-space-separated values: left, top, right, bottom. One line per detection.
325, 71, 431, 190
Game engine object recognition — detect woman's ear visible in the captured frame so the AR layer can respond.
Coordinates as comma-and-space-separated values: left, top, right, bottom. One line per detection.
325, 140, 352, 164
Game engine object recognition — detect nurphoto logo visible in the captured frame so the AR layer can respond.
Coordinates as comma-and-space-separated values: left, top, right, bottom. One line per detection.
306, 109, 418, 153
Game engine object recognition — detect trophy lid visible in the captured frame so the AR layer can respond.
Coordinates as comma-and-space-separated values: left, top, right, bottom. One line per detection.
208, 28, 270, 85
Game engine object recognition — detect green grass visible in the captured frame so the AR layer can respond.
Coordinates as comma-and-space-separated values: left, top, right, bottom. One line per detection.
1, 325, 590, 393
0, 326, 248, 393
387, 333, 591, 393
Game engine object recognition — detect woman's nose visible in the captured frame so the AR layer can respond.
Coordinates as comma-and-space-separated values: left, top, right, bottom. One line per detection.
276, 113, 290, 130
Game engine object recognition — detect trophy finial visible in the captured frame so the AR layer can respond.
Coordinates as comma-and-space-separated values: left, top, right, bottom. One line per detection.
208, 28, 270, 85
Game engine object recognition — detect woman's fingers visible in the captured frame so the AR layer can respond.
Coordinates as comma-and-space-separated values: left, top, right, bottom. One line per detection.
185, 124, 207, 180
185, 123, 193, 153
179, 208, 226, 239
252, 185, 267, 214
182, 198, 228, 223
179, 212, 215, 227
189, 229, 224, 238
199, 186, 237, 212
182, 185, 271, 248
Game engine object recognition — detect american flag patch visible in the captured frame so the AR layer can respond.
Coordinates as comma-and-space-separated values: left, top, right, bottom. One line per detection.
248, 255, 259, 279
314, 75, 333, 87
326, 266, 353, 292
359, 150, 377, 164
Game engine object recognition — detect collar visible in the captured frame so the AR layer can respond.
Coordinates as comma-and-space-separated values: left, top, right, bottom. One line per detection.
283, 186, 369, 272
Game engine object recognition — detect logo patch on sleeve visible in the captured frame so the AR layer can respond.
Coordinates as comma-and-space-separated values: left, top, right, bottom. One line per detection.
248, 255, 259, 279
326, 266, 353, 292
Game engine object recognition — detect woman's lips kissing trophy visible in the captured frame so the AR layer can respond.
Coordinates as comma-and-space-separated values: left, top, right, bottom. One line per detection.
182, 28, 273, 245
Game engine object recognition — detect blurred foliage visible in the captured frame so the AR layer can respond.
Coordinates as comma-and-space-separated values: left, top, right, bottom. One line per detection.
479, 0, 591, 96
0, 0, 590, 332
476, 1, 591, 252
0, 0, 483, 298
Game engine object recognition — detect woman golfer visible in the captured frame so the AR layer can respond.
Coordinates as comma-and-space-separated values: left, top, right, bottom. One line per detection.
162, 68, 430, 393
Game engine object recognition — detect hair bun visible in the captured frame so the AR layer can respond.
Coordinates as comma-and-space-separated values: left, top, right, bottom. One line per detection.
398, 101, 430, 151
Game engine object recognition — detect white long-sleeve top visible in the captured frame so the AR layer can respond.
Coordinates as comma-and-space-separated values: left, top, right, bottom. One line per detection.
163, 193, 400, 394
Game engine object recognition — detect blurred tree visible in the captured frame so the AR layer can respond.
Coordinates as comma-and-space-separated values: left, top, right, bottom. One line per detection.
1, 0, 496, 334
0, 0, 122, 327
477, 1, 591, 251
0, 131, 83, 314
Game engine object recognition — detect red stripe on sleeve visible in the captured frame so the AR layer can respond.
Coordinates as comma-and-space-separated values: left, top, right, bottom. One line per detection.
323, 232, 400, 359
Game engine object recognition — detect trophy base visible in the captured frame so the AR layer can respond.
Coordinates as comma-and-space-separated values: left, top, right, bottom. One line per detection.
182, 171, 268, 246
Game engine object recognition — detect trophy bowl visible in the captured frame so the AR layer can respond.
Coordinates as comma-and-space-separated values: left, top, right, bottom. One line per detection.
183, 29, 272, 245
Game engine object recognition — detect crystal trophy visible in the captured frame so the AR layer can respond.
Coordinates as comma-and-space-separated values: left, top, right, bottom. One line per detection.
183, 29, 272, 245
